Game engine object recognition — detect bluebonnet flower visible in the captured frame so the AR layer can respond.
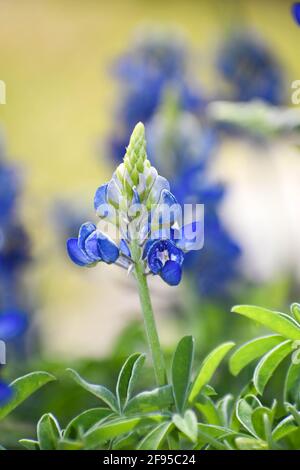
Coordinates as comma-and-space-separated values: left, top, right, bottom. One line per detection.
109, 28, 203, 165
68, 123, 202, 286
217, 32, 284, 105
292, 3, 300, 25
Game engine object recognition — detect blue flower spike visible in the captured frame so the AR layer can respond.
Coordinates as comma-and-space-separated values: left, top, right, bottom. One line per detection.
67, 122, 202, 286
292, 3, 300, 25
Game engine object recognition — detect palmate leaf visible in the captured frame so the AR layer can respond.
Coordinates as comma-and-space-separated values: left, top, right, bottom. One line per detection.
0, 371, 55, 421
138, 421, 173, 450
229, 335, 284, 376
171, 336, 194, 413
253, 340, 293, 395
232, 305, 300, 340
67, 368, 118, 412
189, 342, 235, 403
116, 353, 145, 412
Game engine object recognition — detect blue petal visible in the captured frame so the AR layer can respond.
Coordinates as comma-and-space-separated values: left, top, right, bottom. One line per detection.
84, 231, 102, 262
292, 3, 300, 25
160, 189, 178, 207
78, 222, 96, 251
143, 239, 157, 259
0, 381, 13, 406
120, 239, 131, 258
67, 238, 94, 266
97, 232, 119, 264
160, 260, 182, 286
94, 183, 108, 211
0, 311, 28, 341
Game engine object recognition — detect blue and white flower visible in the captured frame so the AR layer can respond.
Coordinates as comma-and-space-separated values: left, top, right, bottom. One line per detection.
67, 123, 202, 286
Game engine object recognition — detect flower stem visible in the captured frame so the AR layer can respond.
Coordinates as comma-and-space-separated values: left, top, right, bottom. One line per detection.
133, 252, 166, 387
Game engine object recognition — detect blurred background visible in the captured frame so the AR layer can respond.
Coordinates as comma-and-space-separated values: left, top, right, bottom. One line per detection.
0, 0, 300, 445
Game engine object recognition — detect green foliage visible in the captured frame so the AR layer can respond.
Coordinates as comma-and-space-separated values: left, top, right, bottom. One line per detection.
4, 302, 300, 450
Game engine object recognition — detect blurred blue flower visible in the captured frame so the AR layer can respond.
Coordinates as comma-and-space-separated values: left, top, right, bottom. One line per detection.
0, 380, 12, 406
292, 3, 300, 25
0, 135, 31, 351
109, 29, 204, 165
0, 310, 28, 341
217, 32, 284, 105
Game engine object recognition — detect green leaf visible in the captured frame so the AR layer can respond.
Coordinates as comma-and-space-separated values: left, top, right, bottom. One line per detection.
171, 336, 194, 413
284, 362, 300, 407
116, 353, 145, 412
272, 415, 298, 442
84, 414, 164, 449
172, 410, 198, 443
112, 432, 139, 450
37, 413, 61, 450
64, 408, 113, 439
189, 342, 235, 403
125, 385, 173, 413
232, 305, 300, 340
251, 407, 274, 441
253, 340, 293, 395
0, 371, 56, 421
236, 399, 257, 438
19, 439, 40, 450
138, 421, 173, 450
195, 395, 221, 426
291, 303, 300, 324
196, 423, 237, 449
229, 335, 284, 376
235, 437, 267, 450
217, 394, 234, 427
67, 368, 118, 412
57, 439, 83, 450
202, 384, 217, 396
195, 425, 228, 450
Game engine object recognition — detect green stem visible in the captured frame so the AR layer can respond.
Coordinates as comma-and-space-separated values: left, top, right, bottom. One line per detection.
132, 247, 166, 386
